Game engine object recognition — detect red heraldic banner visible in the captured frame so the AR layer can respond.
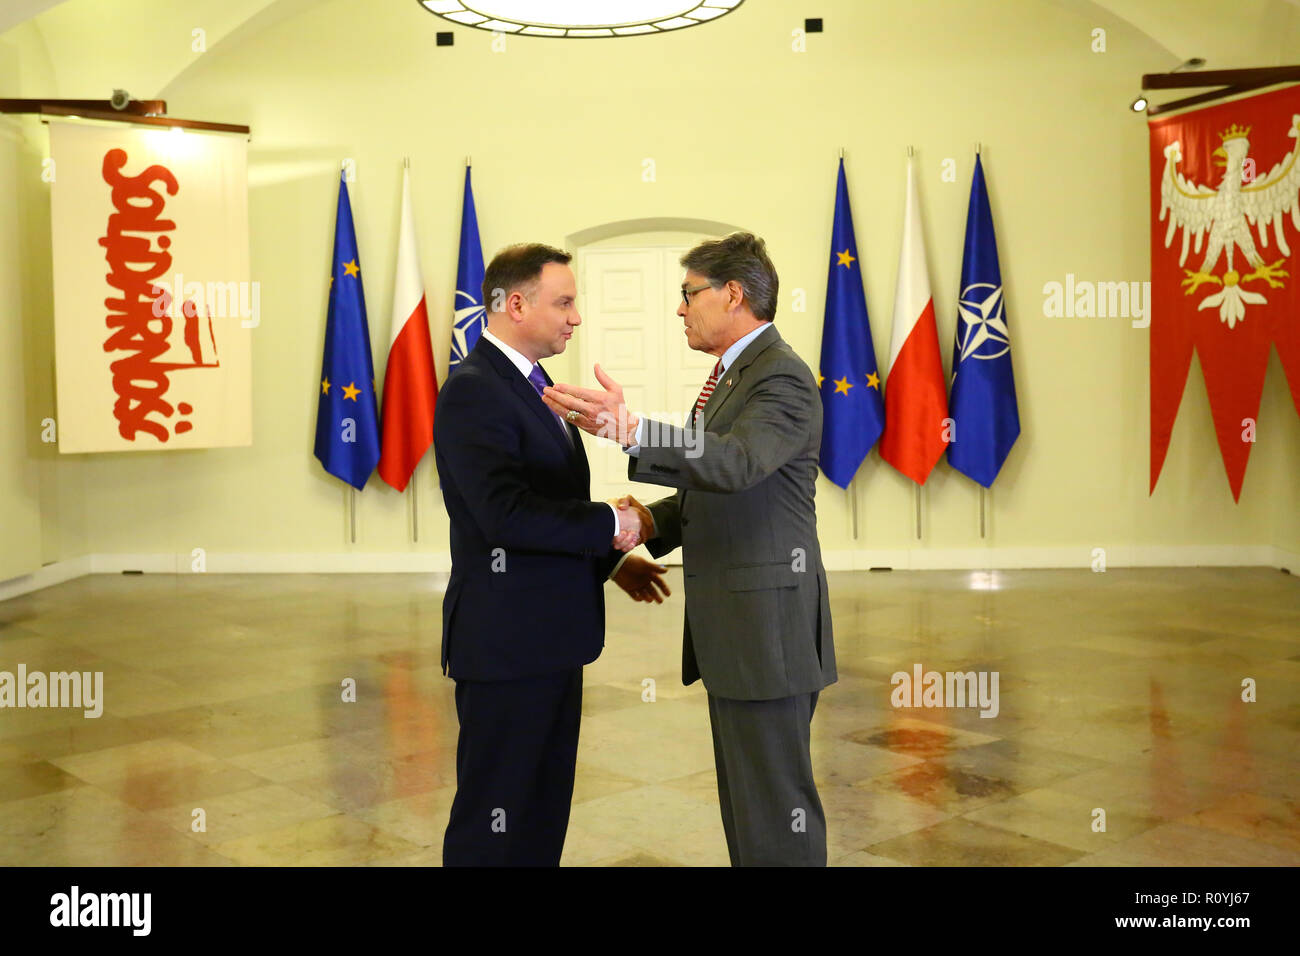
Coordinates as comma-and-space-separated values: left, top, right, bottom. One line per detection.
1149, 85, 1300, 501
49, 121, 252, 453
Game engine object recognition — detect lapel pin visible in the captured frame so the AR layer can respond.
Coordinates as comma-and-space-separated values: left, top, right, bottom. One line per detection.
725, 378, 733, 387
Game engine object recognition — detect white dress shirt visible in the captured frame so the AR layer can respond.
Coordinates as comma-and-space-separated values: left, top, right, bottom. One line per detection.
624, 322, 772, 455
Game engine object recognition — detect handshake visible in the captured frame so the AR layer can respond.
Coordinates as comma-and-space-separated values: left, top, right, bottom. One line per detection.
610, 494, 656, 552
607, 494, 670, 604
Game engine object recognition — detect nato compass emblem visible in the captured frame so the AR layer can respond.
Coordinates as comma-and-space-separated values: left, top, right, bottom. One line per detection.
955, 282, 1011, 364
450, 289, 486, 367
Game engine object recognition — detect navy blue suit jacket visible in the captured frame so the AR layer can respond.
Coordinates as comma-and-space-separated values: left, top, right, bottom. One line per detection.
433, 336, 620, 681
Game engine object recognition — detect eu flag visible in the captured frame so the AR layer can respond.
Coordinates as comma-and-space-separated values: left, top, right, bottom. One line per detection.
449, 166, 485, 370
947, 154, 1020, 487
314, 172, 380, 490
819, 158, 885, 488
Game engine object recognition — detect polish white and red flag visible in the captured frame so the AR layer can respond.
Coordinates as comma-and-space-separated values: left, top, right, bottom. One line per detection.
378, 166, 438, 491
880, 157, 950, 484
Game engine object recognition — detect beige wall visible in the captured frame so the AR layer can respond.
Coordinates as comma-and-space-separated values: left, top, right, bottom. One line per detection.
2, 0, 1298, 579
0, 19, 88, 580
1267, 352, 1300, 564
0, 115, 42, 581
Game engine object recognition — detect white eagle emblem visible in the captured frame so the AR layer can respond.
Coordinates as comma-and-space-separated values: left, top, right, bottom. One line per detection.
1159, 115, 1300, 328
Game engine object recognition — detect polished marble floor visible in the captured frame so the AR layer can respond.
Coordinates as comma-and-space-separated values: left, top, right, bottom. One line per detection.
0, 567, 1295, 866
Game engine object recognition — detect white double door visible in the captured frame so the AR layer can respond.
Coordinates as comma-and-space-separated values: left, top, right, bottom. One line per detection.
575, 244, 717, 519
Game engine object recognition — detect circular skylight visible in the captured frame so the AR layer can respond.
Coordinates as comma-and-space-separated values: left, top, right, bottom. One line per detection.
419, 0, 745, 37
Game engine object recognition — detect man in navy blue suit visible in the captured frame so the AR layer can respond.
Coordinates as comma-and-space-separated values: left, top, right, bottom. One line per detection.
434, 243, 669, 866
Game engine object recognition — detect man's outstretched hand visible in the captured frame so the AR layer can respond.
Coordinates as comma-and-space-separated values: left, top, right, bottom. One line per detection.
612, 554, 671, 604
543, 364, 639, 447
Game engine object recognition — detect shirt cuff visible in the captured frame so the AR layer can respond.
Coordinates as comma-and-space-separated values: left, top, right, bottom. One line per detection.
607, 502, 619, 538
609, 551, 632, 579
622, 416, 644, 456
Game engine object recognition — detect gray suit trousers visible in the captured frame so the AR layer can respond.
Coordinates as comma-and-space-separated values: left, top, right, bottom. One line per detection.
706, 690, 826, 866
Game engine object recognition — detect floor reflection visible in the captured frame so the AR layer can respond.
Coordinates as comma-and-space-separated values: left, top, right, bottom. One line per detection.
0, 566, 1294, 865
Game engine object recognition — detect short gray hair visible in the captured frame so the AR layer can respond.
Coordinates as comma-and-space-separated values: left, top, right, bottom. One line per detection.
680, 232, 779, 322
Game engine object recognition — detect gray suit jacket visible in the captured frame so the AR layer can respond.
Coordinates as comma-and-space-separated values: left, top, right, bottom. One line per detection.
629, 324, 836, 701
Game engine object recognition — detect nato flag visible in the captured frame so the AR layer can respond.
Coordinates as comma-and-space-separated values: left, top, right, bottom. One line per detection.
449, 166, 485, 370
314, 172, 380, 490
947, 154, 1020, 487
818, 158, 885, 488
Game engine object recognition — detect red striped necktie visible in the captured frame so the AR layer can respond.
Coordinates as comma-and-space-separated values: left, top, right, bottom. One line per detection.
692, 360, 723, 425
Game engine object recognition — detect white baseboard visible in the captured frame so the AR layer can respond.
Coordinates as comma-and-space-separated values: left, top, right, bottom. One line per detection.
0, 555, 92, 603
0, 552, 450, 602
1, 546, 1293, 603
87, 551, 454, 575
820, 544, 1295, 572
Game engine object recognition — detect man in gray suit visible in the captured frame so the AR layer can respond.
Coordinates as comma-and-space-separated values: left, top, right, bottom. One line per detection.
542, 232, 835, 866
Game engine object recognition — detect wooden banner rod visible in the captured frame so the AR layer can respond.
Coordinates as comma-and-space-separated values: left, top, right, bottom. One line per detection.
34, 105, 250, 135
1142, 64, 1300, 91
0, 97, 166, 116
1141, 64, 1300, 116
1, 99, 249, 135
1146, 82, 1275, 117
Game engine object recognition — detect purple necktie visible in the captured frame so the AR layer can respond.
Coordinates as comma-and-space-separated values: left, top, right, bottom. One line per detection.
527, 364, 572, 445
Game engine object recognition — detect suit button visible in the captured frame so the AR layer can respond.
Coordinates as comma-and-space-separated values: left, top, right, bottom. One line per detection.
682, 517, 689, 527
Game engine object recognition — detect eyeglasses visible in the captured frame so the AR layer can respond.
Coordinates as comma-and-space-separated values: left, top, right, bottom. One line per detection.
681, 283, 713, 307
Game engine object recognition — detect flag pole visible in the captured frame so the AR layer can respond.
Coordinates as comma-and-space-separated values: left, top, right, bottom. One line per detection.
344, 157, 354, 547
841, 144, 853, 541
850, 477, 859, 539
906, 143, 919, 540
400, 154, 421, 544
344, 151, 355, 551
914, 484, 921, 540
411, 464, 420, 542
977, 138, 982, 541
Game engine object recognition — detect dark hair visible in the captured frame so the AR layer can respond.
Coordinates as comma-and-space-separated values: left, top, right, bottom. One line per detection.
482, 243, 572, 313
680, 232, 778, 322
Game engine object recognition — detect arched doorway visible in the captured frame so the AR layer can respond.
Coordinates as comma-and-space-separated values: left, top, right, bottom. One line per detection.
565, 218, 745, 508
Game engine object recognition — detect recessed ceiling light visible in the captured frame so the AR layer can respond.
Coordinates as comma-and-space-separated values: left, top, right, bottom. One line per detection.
419, 0, 746, 37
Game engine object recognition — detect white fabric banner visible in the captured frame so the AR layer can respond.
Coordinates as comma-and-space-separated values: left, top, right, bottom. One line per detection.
49, 121, 252, 453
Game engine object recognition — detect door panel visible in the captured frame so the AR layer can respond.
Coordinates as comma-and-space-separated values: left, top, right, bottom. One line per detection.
577, 244, 716, 541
